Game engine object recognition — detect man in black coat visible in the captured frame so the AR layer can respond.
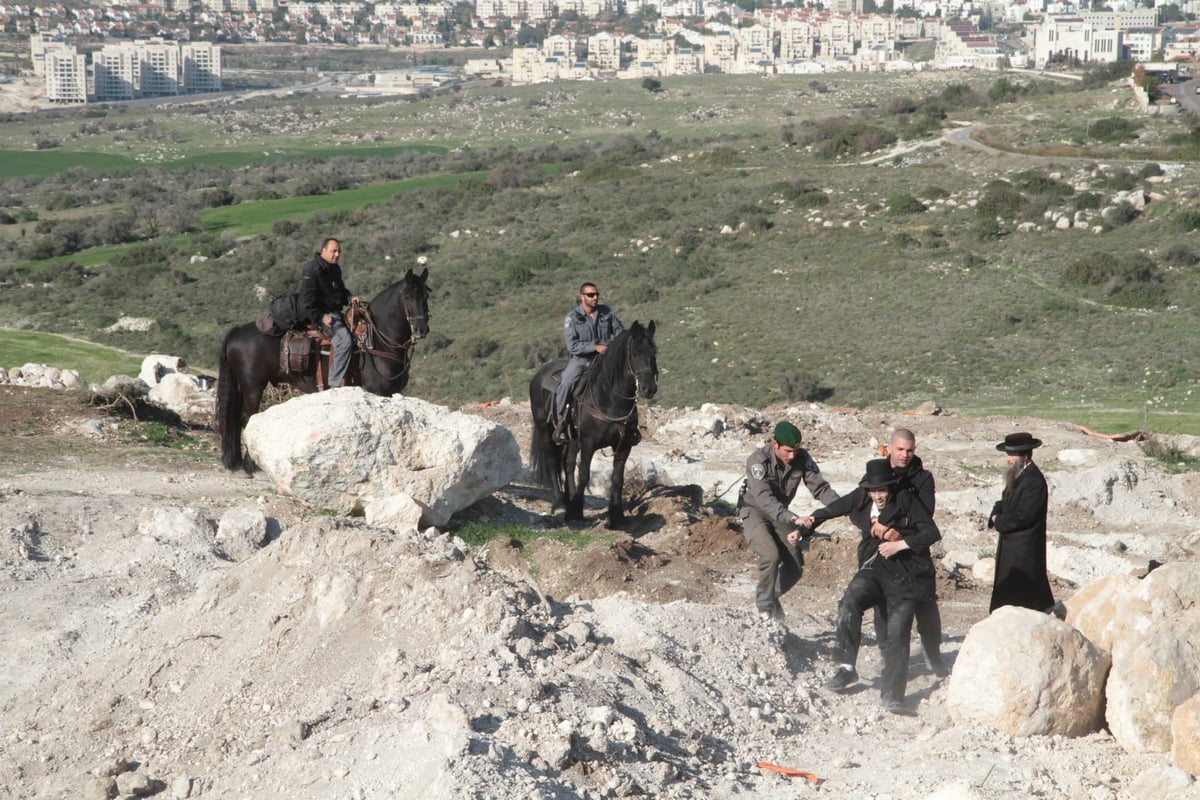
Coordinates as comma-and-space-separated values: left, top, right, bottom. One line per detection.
988, 432, 1057, 614
298, 238, 359, 388
813, 459, 941, 714
884, 429, 947, 675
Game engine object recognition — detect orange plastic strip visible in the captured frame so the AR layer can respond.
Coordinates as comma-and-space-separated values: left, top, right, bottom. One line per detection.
756, 761, 821, 785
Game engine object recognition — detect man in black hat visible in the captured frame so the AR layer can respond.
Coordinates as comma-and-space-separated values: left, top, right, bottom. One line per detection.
813, 458, 941, 713
737, 420, 840, 619
989, 432, 1057, 614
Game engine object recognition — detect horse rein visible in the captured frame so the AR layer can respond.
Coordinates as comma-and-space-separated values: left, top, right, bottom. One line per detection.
579, 343, 646, 424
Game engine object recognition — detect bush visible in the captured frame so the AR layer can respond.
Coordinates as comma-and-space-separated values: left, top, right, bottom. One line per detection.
1175, 209, 1200, 232
1063, 253, 1119, 286
1103, 201, 1139, 228
1013, 170, 1074, 199
1088, 117, 1140, 144
780, 370, 828, 402
641, 77, 662, 93
1162, 243, 1198, 266
1139, 162, 1165, 179
976, 181, 1025, 219
886, 193, 927, 214
1074, 192, 1103, 211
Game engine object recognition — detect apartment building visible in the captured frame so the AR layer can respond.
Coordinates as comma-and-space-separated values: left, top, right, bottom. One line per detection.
1034, 15, 1124, 67
44, 45, 86, 103
93, 44, 137, 100
587, 31, 622, 70
182, 41, 222, 92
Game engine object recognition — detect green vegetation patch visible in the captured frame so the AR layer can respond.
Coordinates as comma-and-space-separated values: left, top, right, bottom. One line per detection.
0, 330, 143, 384
200, 170, 489, 236
454, 522, 616, 550
0, 149, 143, 179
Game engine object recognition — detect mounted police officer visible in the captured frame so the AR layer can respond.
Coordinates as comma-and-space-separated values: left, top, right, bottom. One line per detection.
298, 237, 360, 389
737, 421, 840, 619
553, 282, 624, 444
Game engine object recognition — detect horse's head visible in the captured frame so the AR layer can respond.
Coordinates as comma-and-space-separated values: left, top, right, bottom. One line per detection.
401, 267, 431, 340
627, 320, 658, 400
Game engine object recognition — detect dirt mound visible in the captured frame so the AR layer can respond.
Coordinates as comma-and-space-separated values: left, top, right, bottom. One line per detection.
1, 388, 1198, 798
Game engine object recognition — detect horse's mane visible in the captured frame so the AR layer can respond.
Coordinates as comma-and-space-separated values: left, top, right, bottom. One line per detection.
592, 321, 647, 384
370, 273, 421, 307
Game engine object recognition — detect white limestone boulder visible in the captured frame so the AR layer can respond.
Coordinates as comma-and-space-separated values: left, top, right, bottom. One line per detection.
1104, 563, 1200, 657
1107, 608, 1200, 754
946, 606, 1110, 737
139, 354, 188, 387
149, 372, 214, 417
244, 390, 520, 528
1065, 573, 1140, 651
216, 507, 275, 562
1173, 693, 1200, 776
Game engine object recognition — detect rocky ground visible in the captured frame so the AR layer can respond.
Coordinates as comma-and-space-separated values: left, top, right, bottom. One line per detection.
1, 385, 1199, 799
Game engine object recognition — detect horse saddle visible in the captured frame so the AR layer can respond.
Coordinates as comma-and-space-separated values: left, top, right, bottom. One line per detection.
280, 329, 325, 374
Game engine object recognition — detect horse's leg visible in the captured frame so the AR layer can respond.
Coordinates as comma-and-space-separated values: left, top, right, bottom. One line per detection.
561, 440, 580, 521
569, 440, 596, 523
607, 444, 631, 529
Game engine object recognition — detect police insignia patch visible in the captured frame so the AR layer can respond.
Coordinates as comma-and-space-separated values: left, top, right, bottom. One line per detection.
750, 464, 765, 480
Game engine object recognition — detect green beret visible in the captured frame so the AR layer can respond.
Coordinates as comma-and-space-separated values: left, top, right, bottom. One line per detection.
773, 421, 802, 447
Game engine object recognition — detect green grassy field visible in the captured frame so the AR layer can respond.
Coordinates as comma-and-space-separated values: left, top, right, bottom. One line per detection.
0, 330, 144, 384
0, 142, 450, 180
2, 70, 1200, 437
200, 170, 489, 236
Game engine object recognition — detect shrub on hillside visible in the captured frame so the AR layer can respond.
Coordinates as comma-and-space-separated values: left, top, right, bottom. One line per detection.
1174, 209, 1200, 232
780, 370, 828, 402
1063, 253, 1119, 286
1162, 243, 1199, 266
976, 181, 1025, 219
1139, 162, 1164, 179
1103, 201, 1139, 228
1074, 192, 1103, 211
1013, 170, 1074, 199
887, 193, 927, 214
776, 178, 829, 207
1088, 117, 1140, 144
798, 117, 897, 159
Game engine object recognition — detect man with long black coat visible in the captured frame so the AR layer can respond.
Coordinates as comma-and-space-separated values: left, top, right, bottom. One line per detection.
988, 432, 1056, 614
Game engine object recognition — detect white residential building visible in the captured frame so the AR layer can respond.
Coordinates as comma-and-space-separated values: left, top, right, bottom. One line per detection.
44, 45, 86, 103
182, 41, 222, 92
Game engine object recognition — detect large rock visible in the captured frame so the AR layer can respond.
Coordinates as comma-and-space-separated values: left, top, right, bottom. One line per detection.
149, 372, 213, 417
1174, 694, 1200, 776
1107, 609, 1200, 754
139, 354, 187, 387
946, 606, 1110, 737
1104, 563, 1200, 657
244, 390, 520, 527
1066, 573, 1140, 651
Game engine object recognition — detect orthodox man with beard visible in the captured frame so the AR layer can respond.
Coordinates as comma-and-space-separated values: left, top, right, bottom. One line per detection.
988, 432, 1057, 614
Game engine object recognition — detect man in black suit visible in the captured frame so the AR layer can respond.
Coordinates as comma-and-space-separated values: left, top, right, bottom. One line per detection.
988, 432, 1058, 615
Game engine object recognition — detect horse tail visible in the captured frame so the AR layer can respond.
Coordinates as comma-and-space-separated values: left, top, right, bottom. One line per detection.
216, 327, 244, 471
529, 372, 564, 500
530, 417, 564, 499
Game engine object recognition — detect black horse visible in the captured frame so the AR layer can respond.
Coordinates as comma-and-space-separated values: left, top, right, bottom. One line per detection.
217, 267, 431, 471
529, 321, 658, 525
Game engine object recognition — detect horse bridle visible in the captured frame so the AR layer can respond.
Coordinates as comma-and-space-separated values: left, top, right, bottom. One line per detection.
354, 290, 428, 382
579, 341, 652, 423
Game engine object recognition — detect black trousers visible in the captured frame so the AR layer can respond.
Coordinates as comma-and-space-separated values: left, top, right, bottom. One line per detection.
873, 599, 942, 661
834, 569, 917, 702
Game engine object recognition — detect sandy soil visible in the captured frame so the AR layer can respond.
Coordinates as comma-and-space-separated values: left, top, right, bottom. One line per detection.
0, 386, 1197, 799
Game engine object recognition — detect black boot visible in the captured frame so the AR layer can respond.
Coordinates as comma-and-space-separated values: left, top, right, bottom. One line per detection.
553, 414, 571, 445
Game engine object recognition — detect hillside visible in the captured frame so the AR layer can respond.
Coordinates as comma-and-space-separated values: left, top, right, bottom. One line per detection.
1, 69, 1199, 432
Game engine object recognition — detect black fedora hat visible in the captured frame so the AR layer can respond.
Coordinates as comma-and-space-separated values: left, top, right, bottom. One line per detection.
996, 432, 1043, 453
858, 458, 898, 490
